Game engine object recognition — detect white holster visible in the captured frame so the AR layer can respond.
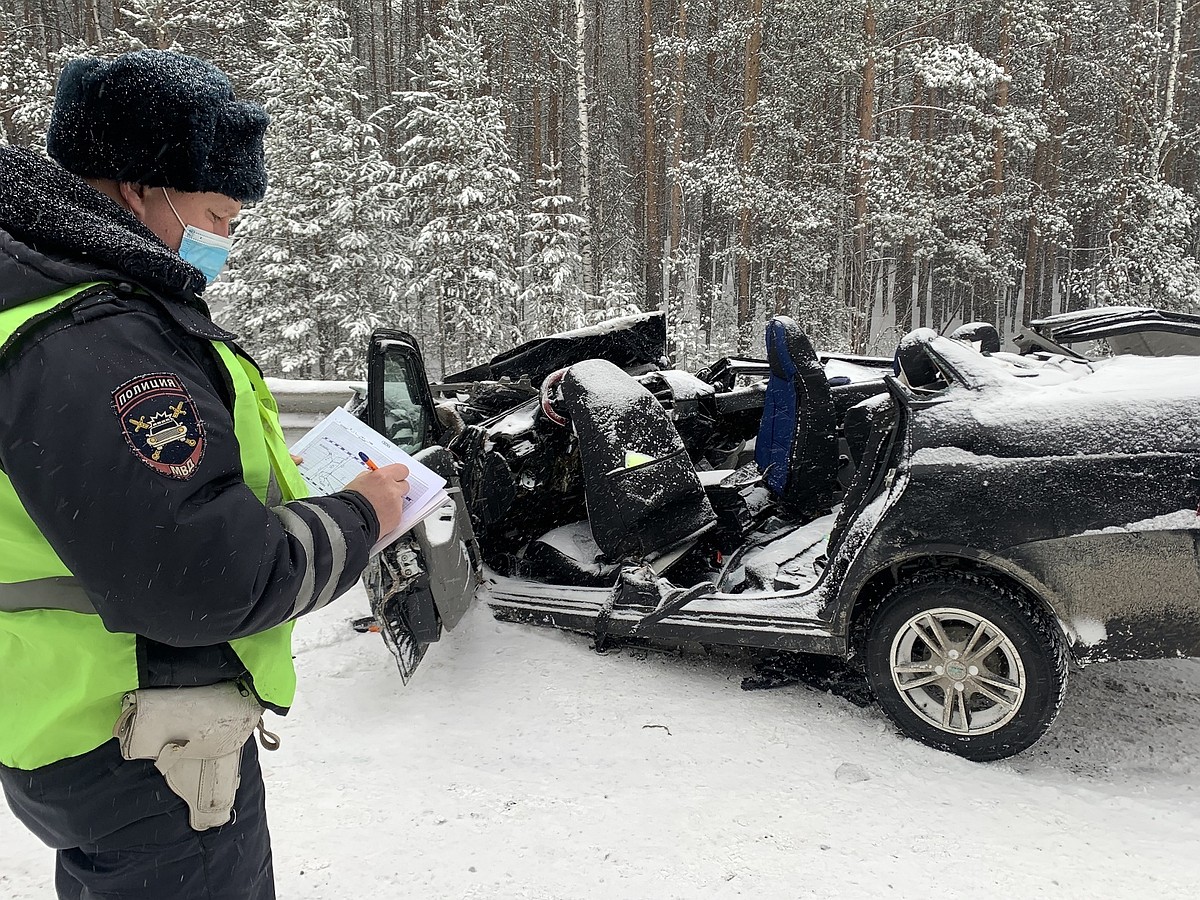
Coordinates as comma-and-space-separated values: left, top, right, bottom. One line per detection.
113, 682, 272, 831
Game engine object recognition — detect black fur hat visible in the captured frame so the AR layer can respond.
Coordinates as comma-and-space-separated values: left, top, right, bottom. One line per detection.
46, 50, 268, 203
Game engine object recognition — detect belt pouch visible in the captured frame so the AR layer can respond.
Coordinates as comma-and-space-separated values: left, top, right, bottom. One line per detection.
113, 682, 265, 831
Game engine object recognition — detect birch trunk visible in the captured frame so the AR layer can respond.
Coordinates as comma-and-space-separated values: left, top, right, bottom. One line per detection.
1152, 0, 1185, 174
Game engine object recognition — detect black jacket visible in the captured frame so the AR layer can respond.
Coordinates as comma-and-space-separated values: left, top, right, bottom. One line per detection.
0, 147, 377, 689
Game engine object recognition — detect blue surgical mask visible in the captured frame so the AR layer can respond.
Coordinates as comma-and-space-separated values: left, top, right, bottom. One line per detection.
162, 189, 235, 285
178, 226, 234, 285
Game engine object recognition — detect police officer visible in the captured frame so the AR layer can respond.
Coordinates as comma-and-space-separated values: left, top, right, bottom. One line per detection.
0, 50, 408, 899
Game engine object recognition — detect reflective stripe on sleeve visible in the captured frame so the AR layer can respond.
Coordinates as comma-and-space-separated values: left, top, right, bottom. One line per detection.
290, 501, 347, 617
0, 577, 97, 615
273, 504, 318, 619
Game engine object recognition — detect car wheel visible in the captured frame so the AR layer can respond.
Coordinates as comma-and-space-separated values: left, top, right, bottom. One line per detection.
864, 570, 1068, 762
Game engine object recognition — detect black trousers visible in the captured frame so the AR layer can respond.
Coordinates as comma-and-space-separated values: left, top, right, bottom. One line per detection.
1, 738, 275, 900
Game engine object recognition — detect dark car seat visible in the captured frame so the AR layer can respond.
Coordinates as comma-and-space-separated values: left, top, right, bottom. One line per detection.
518, 521, 622, 587
539, 358, 715, 562
754, 317, 839, 519
520, 320, 842, 584
950, 321, 1001, 353
828, 393, 897, 550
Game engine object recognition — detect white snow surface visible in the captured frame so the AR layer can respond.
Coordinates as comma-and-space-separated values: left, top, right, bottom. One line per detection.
653, 369, 715, 401
911, 446, 1009, 467
4, 586, 1200, 899
1082, 507, 1200, 535
1071, 617, 1109, 647
533, 311, 663, 342
966, 353, 1200, 410
1032, 306, 1150, 324
265, 377, 364, 397
822, 358, 887, 384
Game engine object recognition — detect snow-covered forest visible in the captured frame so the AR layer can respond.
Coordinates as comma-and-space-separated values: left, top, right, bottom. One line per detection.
1, 0, 1198, 376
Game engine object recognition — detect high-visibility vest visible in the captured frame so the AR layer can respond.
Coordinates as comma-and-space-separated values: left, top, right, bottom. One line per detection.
0, 283, 308, 769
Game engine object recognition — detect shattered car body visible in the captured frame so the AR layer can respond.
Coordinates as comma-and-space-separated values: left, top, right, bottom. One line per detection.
357, 312, 1200, 761
883, 336, 1200, 665
1014, 305, 1200, 358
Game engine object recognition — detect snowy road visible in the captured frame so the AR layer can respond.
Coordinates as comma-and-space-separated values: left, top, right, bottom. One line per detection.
3, 584, 1198, 899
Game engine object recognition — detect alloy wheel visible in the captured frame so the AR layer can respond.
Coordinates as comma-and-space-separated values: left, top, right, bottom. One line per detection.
889, 606, 1027, 736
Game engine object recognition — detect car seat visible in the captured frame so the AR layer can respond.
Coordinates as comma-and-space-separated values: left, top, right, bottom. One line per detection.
526, 358, 716, 568
754, 316, 839, 519
520, 320, 843, 584
950, 321, 1001, 353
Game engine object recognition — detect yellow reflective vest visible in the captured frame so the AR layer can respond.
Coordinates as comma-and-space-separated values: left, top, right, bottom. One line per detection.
0, 283, 306, 769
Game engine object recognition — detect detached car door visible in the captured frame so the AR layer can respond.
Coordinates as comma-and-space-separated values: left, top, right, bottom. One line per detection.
361, 329, 479, 679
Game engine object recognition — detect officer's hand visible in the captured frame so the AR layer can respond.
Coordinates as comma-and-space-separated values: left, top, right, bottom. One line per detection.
344, 463, 410, 536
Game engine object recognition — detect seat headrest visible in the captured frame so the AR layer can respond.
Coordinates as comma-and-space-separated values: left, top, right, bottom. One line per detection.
950, 322, 1001, 354
766, 316, 820, 380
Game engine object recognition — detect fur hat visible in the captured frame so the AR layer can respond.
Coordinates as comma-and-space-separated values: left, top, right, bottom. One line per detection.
46, 50, 268, 203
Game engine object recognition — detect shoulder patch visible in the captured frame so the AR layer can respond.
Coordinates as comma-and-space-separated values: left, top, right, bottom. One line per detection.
112, 373, 206, 480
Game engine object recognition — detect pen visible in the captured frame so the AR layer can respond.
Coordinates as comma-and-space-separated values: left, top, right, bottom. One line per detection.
358, 451, 378, 471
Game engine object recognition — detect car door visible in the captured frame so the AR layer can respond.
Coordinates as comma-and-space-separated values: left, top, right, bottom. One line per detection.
361, 329, 480, 678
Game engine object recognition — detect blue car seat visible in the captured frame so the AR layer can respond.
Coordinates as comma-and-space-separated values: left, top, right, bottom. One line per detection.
754, 317, 839, 518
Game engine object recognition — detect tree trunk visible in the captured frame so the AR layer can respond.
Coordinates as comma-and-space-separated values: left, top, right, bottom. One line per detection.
991, 4, 1013, 330
1153, 0, 1185, 175
591, 0, 606, 284
86, 0, 101, 44
531, 48, 543, 179
990, 6, 1012, 236
367, 1, 380, 111
574, 0, 594, 299
668, 0, 688, 309
698, 0, 721, 349
852, 0, 877, 352
642, 0, 662, 311
736, 0, 763, 348
383, 0, 395, 99
548, 0, 562, 179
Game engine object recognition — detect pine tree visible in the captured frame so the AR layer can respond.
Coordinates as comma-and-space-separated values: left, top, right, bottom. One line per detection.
518, 159, 589, 335
0, 10, 54, 147
592, 265, 642, 323
1069, 0, 1200, 309
112, 0, 244, 54
1088, 180, 1200, 309
398, 0, 521, 377
211, 0, 409, 379
116, 0, 268, 94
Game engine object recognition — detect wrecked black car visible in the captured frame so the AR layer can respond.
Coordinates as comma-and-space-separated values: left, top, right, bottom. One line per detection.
354, 312, 1200, 762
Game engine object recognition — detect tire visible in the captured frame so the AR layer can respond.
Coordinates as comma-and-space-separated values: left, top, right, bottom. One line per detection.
864, 570, 1068, 762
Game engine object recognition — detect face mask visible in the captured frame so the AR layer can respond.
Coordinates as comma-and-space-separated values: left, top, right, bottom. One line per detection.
162, 189, 235, 285
178, 226, 234, 285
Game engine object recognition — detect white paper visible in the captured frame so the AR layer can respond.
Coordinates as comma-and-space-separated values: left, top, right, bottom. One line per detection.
289, 406, 449, 554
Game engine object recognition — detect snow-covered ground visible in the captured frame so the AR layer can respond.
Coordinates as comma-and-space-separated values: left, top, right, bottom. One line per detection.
3, 585, 1199, 899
